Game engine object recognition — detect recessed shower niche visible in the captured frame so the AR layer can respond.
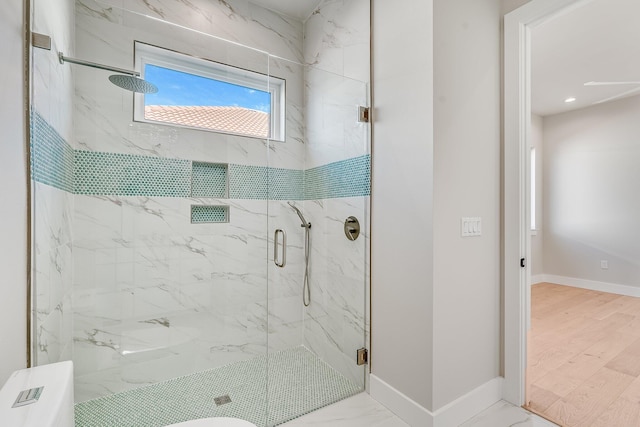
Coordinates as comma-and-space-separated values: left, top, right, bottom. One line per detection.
191, 162, 228, 199
29, 0, 371, 425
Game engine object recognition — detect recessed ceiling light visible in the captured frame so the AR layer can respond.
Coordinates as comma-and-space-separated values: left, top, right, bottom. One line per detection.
565, 97, 576, 103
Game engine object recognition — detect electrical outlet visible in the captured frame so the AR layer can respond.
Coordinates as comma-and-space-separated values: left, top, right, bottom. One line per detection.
600, 260, 608, 270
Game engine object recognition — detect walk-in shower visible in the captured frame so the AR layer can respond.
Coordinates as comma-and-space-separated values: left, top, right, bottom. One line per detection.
29, 0, 371, 425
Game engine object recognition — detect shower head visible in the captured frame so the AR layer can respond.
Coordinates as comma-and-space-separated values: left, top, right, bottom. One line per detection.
59, 52, 158, 94
108, 75, 158, 94
287, 202, 311, 228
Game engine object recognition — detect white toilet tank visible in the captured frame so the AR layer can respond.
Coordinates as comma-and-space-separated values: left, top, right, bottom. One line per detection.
0, 361, 74, 427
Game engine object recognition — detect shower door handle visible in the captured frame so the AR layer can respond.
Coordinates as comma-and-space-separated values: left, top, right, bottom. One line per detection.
274, 229, 286, 268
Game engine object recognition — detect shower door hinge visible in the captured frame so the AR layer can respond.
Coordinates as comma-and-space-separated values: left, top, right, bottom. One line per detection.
356, 348, 368, 366
31, 32, 51, 50
358, 106, 370, 123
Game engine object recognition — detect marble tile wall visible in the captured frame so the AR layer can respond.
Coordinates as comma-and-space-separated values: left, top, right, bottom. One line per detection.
302, 197, 369, 386
31, 0, 76, 366
71, 0, 307, 401
72, 196, 272, 400
301, 0, 371, 388
30, 0, 371, 405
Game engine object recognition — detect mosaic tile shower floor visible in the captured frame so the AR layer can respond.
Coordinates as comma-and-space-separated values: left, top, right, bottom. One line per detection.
74, 346, 362, 427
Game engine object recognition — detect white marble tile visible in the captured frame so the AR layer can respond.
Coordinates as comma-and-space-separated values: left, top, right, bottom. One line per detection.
118, 0, 303, 63
282, 393, 408, 427
280, 396, 557, 427
300, 197, 367, 387
461, 401, 559, 427
32, 0, 75, 143
303, 0, 370, 83
72, 195, 277, 397
304, 67, 369, 168
33, 183, 74, 366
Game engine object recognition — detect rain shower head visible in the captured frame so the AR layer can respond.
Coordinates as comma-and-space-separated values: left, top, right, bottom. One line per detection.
108, 75, 158, 94
287, 202, 311, 228
58, 52, 158, 94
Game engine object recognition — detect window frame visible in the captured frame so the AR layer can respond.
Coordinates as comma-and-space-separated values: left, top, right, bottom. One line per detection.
133, 41, 285, 141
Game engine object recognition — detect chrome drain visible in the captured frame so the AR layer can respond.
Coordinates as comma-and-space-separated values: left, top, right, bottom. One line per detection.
214, 395, 232, 406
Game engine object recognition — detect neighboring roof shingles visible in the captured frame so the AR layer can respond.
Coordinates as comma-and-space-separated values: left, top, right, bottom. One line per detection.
144, 105, 269, 138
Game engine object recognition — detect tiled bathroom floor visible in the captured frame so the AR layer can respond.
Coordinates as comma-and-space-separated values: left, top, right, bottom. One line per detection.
74, 346, 361, 427
74, 343, 556, 427
282, 395, 559, 427
281, 393, 408, 427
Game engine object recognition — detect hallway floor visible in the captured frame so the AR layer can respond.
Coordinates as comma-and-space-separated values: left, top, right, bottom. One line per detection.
528, 282, 640, 426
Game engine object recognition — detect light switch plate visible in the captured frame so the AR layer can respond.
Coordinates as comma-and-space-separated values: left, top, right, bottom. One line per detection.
461, 217, 482, 237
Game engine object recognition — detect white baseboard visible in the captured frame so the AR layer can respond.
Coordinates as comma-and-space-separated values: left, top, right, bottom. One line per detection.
531, 274, 546, 285
370, 374, 433, 426
370, 374, 503, 427
534, 274, 640, 298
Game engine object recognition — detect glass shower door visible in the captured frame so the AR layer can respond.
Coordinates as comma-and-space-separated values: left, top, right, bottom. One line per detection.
265, 55, 371, 425
30, 1, 272, 425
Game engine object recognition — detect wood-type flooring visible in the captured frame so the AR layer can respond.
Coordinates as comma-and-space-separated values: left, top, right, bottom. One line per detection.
527, 283, 640, 427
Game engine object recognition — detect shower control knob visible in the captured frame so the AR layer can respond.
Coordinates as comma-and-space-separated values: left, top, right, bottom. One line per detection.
344, 216, 360, 241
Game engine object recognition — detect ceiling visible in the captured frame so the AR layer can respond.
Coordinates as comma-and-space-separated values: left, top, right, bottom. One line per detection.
531, 0, 640, 116
249, 0, 321, 21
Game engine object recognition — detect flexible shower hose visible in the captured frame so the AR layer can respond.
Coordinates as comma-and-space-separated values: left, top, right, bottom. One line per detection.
303, 225, 311, 307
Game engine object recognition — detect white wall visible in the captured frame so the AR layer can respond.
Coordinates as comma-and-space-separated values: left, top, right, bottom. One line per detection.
501, 0, 533, 15
433, 0, 501, 409
0, 0, 28, 384
531, 114, 544, 277
542, 94, 640, 287
371, 0, 503, 421
371, 0, 435, 410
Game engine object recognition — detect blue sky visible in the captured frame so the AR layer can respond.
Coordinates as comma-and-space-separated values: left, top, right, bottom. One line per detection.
144, 64, 271, 113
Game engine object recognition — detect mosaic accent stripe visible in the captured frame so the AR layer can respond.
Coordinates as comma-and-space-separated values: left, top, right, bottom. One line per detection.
229, 164, 268, 199
31, 113, 370, 200
228, 165, 304, 200
30, 111, 74, 193
191, 205, 229, 223
270, 167, 304, 200
192, 162, 228, 198
74, 346, 361, 427
304, 155, 371, 200
74, 150, 191, 196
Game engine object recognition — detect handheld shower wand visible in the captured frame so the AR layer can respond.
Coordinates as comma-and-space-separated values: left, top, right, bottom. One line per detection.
287, 202, 311, 306
287, 201, 311, 229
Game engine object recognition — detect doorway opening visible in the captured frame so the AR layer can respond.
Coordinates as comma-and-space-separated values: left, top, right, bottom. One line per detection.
505, 0, 640, 425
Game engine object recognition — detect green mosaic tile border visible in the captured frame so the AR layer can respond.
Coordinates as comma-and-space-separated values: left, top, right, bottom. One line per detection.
191, 205, 229, 223
30, 113, 370, 200
74, 150, 191, 196
30, 110, 74, 193
192, 162, 228, 198
229, 164, 268, 199
304, 155, 371, 200
229, 165, 304, 200
269, 167, 305, 200
74, 346, 362, 427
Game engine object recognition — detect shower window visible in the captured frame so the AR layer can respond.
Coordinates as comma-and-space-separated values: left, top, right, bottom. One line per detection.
133, 42, 285, 140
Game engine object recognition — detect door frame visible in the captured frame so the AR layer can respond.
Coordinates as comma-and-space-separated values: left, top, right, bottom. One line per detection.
502, 0, 595, 405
